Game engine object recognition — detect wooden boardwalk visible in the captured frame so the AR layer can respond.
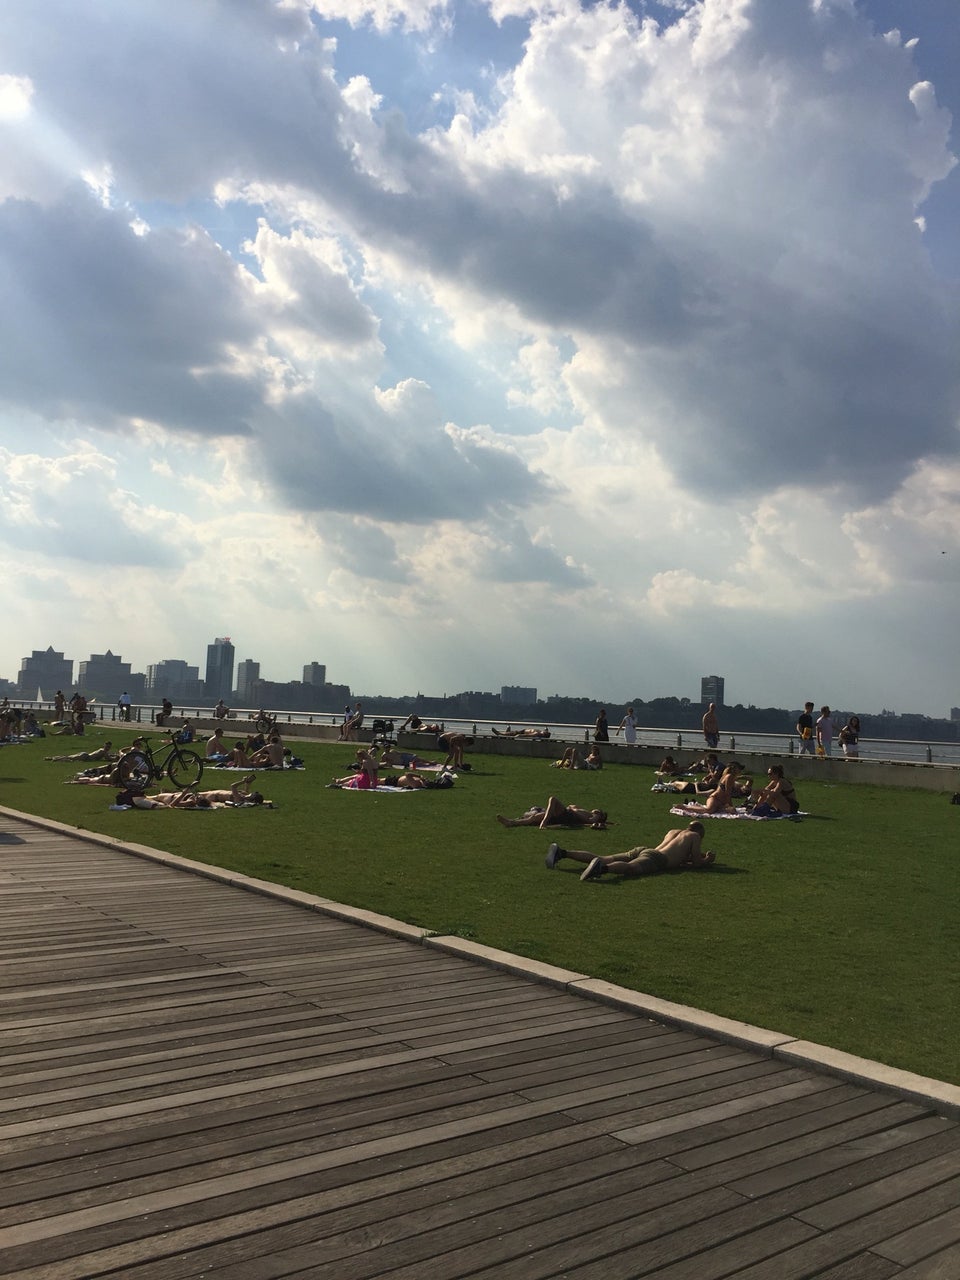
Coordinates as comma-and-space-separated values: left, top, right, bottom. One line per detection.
0, 812, 958, 1279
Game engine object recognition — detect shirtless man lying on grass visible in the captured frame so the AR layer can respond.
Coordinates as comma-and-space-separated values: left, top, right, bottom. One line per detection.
545, 821, 715, 881
497, 796, 609, 830
117, 775, 272, 809
47, 742, 114, 763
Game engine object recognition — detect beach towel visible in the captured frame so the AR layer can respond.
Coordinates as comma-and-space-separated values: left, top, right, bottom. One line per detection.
669, 804, 806, 821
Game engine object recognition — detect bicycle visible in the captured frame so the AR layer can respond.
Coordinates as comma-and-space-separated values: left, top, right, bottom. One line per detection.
116, 736, 204, 793
254, 711, 277, 734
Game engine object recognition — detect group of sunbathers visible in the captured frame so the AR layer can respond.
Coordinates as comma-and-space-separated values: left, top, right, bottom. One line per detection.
328, 747, 456, 790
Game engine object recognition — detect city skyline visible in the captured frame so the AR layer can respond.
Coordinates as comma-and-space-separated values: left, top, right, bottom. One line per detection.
1, 1, 958, 718
5, 637, 953, 721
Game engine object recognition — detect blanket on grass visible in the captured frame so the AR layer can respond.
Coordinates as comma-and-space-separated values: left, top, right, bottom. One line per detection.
669, 804, 806, 821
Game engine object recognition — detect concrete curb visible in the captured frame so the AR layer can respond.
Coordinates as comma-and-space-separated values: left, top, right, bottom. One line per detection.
3, 804, 958, 1120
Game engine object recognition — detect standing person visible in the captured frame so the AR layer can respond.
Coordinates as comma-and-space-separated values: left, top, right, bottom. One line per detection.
839, 715, 861, 759
816, 706, 835, 757
54, 690, 66, 721
702, 702, 720, 749
796, 702, 816, 755
594, 709, 609, 742
616, 708, 638, 745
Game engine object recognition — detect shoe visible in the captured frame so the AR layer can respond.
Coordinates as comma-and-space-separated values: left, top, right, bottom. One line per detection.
580, 857, 605, 882
545, 843, 565, 870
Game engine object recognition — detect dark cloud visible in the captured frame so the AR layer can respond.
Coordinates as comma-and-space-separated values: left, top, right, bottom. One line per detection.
254, 399, 549, 523
0, 191, 262, 434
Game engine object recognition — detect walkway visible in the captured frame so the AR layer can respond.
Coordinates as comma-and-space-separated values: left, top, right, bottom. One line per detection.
1, 810, 959, 1279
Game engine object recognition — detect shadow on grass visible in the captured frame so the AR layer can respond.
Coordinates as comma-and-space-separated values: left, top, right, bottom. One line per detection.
565, 863, 749, 883
0, 777, 28, 784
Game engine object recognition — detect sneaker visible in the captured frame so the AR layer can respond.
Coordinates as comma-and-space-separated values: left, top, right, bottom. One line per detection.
580, 857, 606, 882
545, 843, 565, 870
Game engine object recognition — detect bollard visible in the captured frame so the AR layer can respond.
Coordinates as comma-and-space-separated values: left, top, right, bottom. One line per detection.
473, 724, 477, 735
676, 734, 682, 748
926, 745, 932, 763
789, 738, 795, 754
730, 737, 736, 752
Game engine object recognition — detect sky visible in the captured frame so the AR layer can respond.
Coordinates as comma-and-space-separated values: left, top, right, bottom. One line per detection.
1, 0, 959, 716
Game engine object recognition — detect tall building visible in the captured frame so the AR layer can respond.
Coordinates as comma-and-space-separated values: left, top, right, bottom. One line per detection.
204, 637, 235, 702
145, 659, 205, 702
235, 659, 261, 704
302, 662, 326, 687
700, 675, 725, 706
17, 647, 74, 699
77, 651, 146, 701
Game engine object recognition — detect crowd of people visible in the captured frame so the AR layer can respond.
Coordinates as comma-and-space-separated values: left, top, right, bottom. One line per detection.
28, 696, 857, 875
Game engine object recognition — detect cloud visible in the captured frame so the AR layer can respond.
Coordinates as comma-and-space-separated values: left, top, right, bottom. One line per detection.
0, 190, 264, 434
253, 382, 550, 522
0, 443, 181, 566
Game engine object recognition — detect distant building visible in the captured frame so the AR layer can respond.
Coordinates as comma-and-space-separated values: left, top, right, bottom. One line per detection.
501, 685, 537, 705
17, 647, 74, 700
145, 659, 205, 703
951, 708, 960, 722
250, 679, 338, 713
204, 637, 235, 702
302, 662, 327, 687
77, 651, 146, 702
235, 659, 260, 704
700, 675, 725, 706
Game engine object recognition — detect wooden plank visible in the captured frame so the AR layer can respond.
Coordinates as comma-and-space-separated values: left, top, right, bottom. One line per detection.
0, 813, 956, 1280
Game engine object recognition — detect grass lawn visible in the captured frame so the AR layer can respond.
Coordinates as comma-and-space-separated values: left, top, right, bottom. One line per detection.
3, 727, 958, 1085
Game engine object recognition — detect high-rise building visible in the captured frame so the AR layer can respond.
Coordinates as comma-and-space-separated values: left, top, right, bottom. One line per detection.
235, 659, 260, 704
17, 647, 74, 699
204, 637, 235, 702
77, 651, 146, 701
700, 675, 725, 706
501, 685, 537, 705
145, 659, 205, 702
302, 662, 326, 687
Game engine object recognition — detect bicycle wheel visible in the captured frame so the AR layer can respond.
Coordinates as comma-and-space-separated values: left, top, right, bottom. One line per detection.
117, 754, 153, 793
167, 750, 204, 789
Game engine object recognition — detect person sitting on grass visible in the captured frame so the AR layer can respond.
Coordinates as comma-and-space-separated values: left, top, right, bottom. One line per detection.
206, 727, 228, 759
546, 822, 715, 881
656, 755, 685, 780
249, 733, 284, 768
497, 797, 609, 830
221, 740, 252, 769
47, 741, 115, 763
676, 764, 745, 814
330, 749, 379, 790
748, 765, 800, 816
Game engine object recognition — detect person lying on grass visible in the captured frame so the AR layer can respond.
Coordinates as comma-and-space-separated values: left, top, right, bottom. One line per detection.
378, 745, 442, 769
546, 821, 715, 881
46, 741, 115, 763
116, 775, 272, 808
497, 796, 609, 830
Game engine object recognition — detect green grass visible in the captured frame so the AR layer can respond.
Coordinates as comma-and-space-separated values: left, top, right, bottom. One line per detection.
4, 728, 958, 1084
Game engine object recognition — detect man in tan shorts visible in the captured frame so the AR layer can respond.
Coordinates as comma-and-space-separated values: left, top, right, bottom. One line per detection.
545, 822, 715, 881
